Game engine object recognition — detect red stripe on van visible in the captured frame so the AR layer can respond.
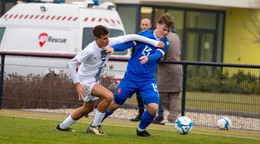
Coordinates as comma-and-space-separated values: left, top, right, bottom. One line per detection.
45, 15, 50, 20
73, 17, 78, 21
67, 16, 72, 21
9, 14, 13, 19
116, 20, 121, 24
3, 14, 8, 19
104, 18, 109, 23
14, 14, 18, 19
84, 17, 88, 22
35, 15, 39, 19
98, 18, 102, 22
91, 18, 95, 21
24, 15, 29, 19
40, 15, 45, 19
56, 16, 61, 20
110, 19, 115, 24
51, 16, 56, 20
29, 15, 34, 19
62, 16, 66, 21
19, 15, 23, 19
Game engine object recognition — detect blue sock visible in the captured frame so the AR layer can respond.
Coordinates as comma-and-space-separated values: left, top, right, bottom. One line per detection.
101, 110, 114, 122
138, 110, 155, 130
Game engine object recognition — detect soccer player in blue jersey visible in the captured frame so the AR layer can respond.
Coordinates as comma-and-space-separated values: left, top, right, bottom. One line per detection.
102, 13, 174, 137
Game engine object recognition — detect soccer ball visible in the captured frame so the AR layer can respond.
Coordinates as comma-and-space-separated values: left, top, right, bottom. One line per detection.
217, 116, 231, 130
174, 116, 193, 135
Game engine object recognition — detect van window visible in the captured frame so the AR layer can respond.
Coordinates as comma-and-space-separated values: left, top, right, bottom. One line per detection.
0, 27, 6, 46
82, 28, 127, 55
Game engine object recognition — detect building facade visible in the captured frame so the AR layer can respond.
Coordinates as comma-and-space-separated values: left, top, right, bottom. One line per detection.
105, 0, 260, 65
1, 0, 260, 64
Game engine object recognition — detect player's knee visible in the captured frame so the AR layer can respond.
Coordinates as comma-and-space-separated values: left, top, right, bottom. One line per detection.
107, 92, 114, 103
105, 91, 114, 103
147, 103, 158, 115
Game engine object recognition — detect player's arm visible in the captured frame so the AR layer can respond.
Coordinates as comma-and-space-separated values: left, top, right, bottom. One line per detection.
108, 39, 164, 52
67, 57, 80, 84
109, 34, 164, 48
113, 41, 135, 51
148, 49, 165, 61
104, 41, 134, 54
139, 49, 164, 64
140, 43, 169, 64
67, 54, 87, 100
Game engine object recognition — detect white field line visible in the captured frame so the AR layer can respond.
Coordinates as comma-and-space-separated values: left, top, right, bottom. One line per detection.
2, 114, 260, 141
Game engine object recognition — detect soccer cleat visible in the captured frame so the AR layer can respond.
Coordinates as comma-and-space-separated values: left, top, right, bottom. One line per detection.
86, 123, 105, 135
55, 124, 76, 132
136, 129, 153, 137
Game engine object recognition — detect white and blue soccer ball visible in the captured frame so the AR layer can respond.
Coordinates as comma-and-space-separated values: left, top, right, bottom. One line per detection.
174, 116, 193, 135
217, 116, 231, 130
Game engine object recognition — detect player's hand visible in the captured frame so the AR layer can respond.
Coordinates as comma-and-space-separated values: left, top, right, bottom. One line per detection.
75, 82, 85, 100
104, 47, 114, 54
157, 42, 165, 48
139, 56, 148, 64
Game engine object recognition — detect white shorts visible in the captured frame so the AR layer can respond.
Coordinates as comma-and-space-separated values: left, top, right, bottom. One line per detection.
81, 81, 99, 102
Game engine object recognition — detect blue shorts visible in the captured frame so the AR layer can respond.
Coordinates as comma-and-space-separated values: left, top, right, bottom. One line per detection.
114, 75, 159, 105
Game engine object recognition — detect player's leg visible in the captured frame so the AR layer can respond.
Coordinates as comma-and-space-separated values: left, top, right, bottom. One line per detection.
56, 101, 95, 132
103, 78, 136, 122
86, 83, 113, 135
137, 81, 159, 137
102, 99, 123, 121
137, 103, 158, 137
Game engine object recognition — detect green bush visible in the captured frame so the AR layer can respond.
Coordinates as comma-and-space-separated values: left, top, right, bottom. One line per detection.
2, 72, 118, 109
186, 68, 260, 94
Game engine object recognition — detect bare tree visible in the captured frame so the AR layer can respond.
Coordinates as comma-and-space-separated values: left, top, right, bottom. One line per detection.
242, 1, 260, 44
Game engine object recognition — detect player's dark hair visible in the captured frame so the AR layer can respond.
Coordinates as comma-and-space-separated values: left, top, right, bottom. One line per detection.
93, 25, 109, 38
158, 13, 175, 29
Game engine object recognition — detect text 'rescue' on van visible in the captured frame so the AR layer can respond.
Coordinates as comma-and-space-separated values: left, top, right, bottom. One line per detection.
0, 1, 130, 80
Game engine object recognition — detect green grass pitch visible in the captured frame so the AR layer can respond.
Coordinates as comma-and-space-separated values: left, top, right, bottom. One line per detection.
0, 110, 259, 144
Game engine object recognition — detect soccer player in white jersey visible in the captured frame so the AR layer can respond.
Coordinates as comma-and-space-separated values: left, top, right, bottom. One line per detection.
55, 25, 164, 135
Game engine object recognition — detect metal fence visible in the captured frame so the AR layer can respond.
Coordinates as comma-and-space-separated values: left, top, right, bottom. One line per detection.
0, 52, 259, 131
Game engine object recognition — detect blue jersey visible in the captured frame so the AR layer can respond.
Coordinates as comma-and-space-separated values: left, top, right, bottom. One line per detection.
111, 30, 170, 105
126, 30, 170, 79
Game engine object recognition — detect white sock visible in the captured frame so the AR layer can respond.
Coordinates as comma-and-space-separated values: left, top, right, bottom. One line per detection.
137, 126, 145, 132
59, 115, 76, 129
92, 110, 105, 126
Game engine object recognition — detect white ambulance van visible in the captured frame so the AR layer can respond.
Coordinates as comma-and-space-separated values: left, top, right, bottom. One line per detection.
0, 1, 129, 79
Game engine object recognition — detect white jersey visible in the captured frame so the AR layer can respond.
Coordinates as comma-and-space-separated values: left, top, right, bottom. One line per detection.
68, 34, 160, 84
76, 41, 110, 83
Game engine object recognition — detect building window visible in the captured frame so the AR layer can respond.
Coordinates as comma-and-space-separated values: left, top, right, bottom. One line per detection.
140, 7, 152, 22
153, 8, 165, 27
186, 11, 217, 29
167, 10, 184, 39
